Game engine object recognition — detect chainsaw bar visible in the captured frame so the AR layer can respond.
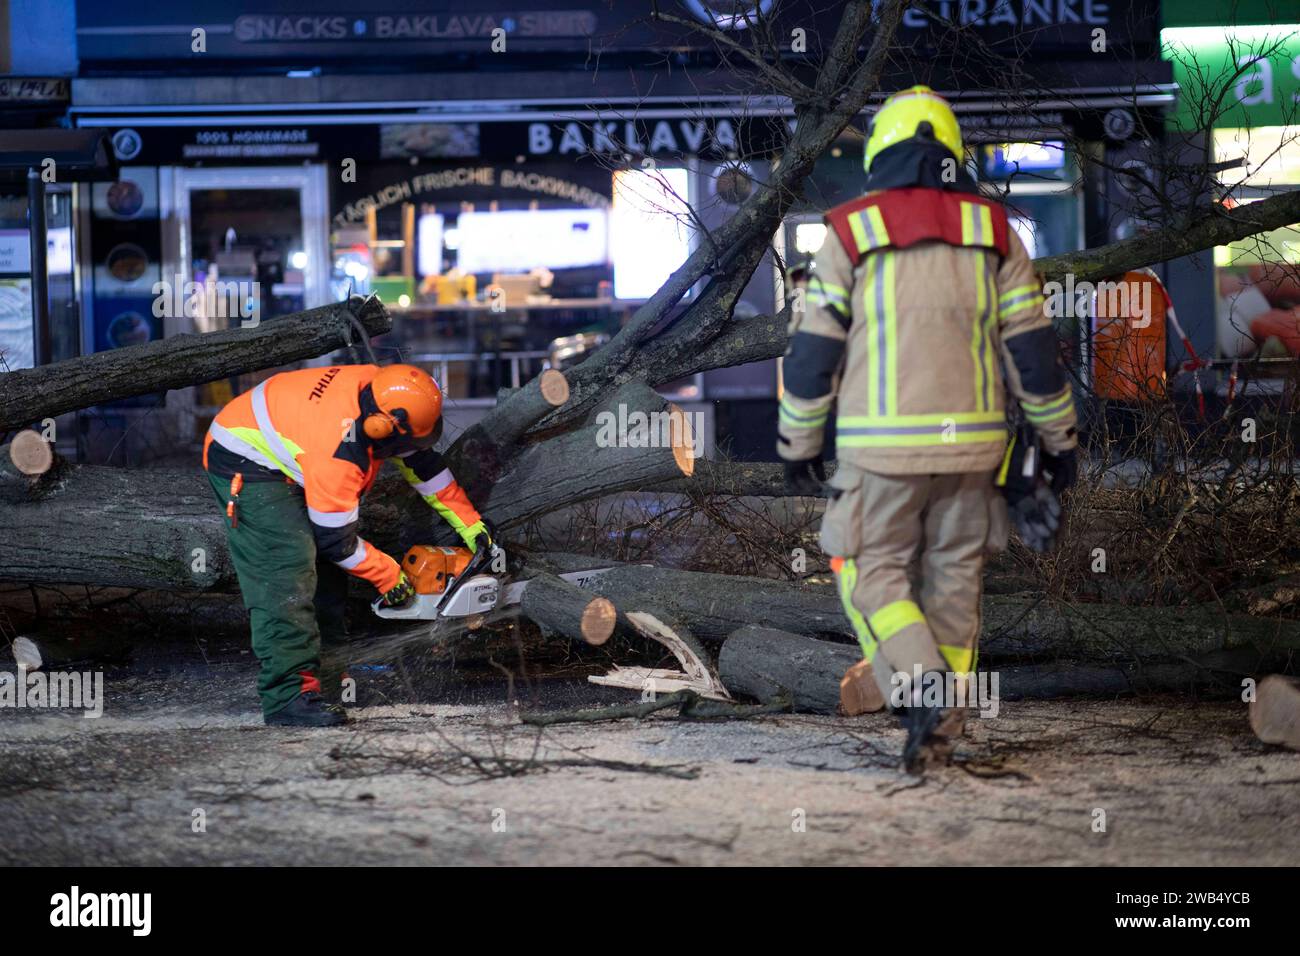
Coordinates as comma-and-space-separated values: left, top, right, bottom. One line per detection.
368, 553, 733, 701
372, 547, 626, 623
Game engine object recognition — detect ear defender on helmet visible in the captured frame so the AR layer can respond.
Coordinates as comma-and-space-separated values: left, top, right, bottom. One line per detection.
363, 410, 398, 440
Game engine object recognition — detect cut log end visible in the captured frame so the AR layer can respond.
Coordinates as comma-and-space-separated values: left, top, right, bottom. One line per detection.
538, 368, 570, 407
839, 660, 886, 716
667, 403, 696, 478
579, 597, 617, 645
520, 571, 618, 647
8, 631, 126, 669
9, 431, 54, 476
11, 635, 43, 670
1250, 675, 1300, 750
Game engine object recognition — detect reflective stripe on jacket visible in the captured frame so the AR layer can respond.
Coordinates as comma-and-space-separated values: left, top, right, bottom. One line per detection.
391, 453, 486, 546
202, 364, 483, 592
779, 187, 1077, 474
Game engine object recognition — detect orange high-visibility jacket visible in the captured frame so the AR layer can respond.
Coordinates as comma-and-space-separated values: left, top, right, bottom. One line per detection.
203, 364, 484, 593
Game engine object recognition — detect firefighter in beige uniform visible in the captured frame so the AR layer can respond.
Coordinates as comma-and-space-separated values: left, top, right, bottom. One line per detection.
779, 87, 1078, 768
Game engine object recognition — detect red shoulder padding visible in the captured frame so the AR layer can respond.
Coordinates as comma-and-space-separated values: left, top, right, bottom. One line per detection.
824, 188, 1009, 261
824, 194, 877, 261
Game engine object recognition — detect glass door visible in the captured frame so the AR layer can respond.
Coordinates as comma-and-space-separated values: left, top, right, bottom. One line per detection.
164, 165, 329, 418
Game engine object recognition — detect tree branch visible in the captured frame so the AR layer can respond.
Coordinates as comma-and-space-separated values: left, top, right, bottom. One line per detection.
1036, 189, 1300, 284
649, 8, 816, 103
455, 0, 906, 446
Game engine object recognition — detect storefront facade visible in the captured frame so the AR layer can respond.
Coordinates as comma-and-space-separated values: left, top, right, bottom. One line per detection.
1162, 2, 1300, 391
50, 0, 1173, 460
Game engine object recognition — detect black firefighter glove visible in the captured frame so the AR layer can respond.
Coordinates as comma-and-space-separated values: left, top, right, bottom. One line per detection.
999, 426, 1063, 554
1041, 447, 1078, 496
471, 516, 497, 557
784, 453, 827, 497
1008, 484, 1062, 554
380, 572, 416, 609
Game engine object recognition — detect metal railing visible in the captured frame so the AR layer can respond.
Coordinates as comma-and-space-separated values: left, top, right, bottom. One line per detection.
407, 350, 552, 405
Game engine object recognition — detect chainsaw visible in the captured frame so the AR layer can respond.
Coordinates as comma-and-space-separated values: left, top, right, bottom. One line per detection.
370, 544, 621, 622
369, 544, 733, 701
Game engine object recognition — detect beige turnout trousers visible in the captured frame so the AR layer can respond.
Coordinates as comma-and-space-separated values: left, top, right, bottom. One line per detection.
822, 463, 1003, 706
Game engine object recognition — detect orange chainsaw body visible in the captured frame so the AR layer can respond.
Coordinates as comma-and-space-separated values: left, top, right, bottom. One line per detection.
400, 545, 473, 595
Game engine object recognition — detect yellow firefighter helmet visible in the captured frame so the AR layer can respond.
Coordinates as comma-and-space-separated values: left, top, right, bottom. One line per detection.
863, 85, 964, 173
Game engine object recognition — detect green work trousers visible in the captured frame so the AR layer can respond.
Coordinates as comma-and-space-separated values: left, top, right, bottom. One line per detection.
207, 470, 349, 717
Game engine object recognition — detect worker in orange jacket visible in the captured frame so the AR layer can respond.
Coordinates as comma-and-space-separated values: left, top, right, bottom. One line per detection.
203, 364, 491, 726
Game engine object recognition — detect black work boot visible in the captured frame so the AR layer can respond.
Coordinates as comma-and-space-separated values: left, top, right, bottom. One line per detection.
895, 669, 956, 774
265, 691, 348, 728
900, 704, 948, 774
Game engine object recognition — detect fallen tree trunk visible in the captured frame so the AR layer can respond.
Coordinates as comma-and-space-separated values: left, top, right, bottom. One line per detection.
8, 456, 1300, 677
0, 466, 233, 591
994, 655, 1269, 697
446, 368, 569, 500
413, 380, 696, 543
981, 595, 1300, 660
546, 563, 1300, 670
715, 627, 1281, 711
651, 459, 809, 498
719, 625, 861, 713
578, 566, 849, 643
0, 381, 693, 590
520, 572, 616, 646
0, 297, 392, 433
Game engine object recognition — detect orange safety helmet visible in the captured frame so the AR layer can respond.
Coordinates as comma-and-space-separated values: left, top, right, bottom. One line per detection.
363, 364, 443, 440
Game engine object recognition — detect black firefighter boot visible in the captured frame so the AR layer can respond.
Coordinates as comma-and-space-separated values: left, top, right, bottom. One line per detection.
265, 691, 348, 728
897, 669, 955, 775
900, 705, 947, 774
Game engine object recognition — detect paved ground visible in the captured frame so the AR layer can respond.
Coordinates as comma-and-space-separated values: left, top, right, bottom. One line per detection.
2, 646, 1298, 866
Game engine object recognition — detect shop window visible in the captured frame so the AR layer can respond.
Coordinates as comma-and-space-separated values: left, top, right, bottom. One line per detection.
188, 187, 304, 332
0, 187, 80, 372
0, 191, 34, 371
333, 160, 625, 404
1212, 127, 1300, 366
457, 208, 608, 274
981, 141, 1069, 181
611, 167, 693, 300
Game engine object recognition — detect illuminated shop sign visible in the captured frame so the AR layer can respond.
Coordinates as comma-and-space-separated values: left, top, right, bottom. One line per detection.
232, 11, 597, 42
898, 0, 1157, 47
333, 164, 613, 229
97, 119, 787, 167
903, 0, 1117, 29
75, 0, 1157, 61
526, 118, 758, 157
1163, 26, 1300, 129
